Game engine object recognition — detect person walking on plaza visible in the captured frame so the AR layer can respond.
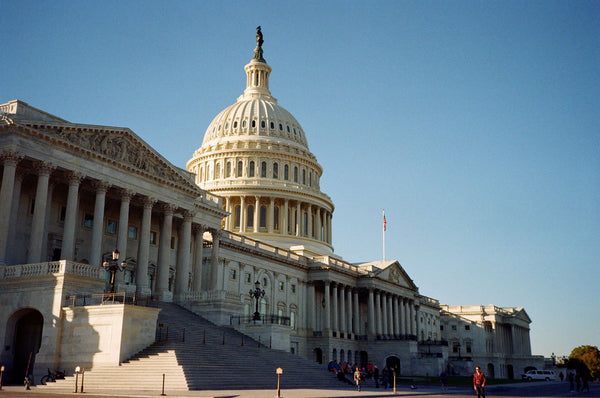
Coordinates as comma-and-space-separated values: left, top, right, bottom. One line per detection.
440, 369, 448, 392
473, 366, 486, 398
354, 366, 362, 392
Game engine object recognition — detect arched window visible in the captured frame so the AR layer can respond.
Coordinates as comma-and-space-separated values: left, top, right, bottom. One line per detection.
259, 206, 267, 229
226, 161, 231, 178
234, 206, 241, 228
261, 161, 267, 178
294, 166, 298, 182
302, 169, 306, 185
237, 160, 243, 177
199, 166, 204, 182
273, 206, 279, 230
215, 163, 220, 180
247, 205, 254, 228
332, 348, 337, 361
273, 163, 278, 179
249, 161, 255, 177
284, 164, 289, 180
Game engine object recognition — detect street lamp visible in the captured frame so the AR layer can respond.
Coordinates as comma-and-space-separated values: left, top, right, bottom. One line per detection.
249, 280, 265, 321
102, 249, 127, 293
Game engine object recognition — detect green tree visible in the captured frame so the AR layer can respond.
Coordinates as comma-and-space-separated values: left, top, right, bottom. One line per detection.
569, 345, 600, 379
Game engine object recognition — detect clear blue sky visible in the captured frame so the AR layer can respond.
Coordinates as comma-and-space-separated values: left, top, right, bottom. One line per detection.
2, 1, 598, 358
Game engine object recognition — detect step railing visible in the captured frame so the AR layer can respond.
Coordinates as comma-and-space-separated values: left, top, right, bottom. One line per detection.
65, 292, 158, 308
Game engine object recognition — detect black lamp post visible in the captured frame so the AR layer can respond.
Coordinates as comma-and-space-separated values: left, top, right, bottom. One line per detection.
249, 280, 265, 321
102, 249, 127, 293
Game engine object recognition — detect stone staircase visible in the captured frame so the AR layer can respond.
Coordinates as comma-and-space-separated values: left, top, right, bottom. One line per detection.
38, 302, 343, 392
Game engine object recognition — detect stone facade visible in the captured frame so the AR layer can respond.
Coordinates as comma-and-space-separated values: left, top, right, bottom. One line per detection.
0, 34, 544, 384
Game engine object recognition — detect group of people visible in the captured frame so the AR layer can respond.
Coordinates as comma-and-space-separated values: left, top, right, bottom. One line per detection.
327, 360, 395, 391
563, 371, 591, 393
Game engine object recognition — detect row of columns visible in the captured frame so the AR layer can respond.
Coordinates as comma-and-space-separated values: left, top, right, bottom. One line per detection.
306, 281, 418, 338
223, 196, 332, 244
0, 152, 221, 301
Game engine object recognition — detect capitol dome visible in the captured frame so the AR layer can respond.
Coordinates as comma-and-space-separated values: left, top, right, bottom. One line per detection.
187, 29, 334, 256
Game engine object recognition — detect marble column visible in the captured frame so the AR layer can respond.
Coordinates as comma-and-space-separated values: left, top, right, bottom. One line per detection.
308, 282, 316, 332
253, 196, 259, 232
339, 285, 346, 335
239, 196, 246, 233
156, 203, 176, 299
116, 190, 134, 262
387, 295, 394, 336
346, 288, 353, 335
381, 293, 388, 337
375, 291, 382, 336
353, 290, 359, 335
174, 211, 193, 301
295, 202, 301, 236
136, 197, 155, 295
324, 282, 331, 331
367, 289, 375, 337
90, 181, 110, 266
307, 204, 313, 238
191, 224, 205, 292
331, 283, 339, 333
393, 296, 400, 337
282, 199, 289, 236
28, 162, 55, 263
209, 229, 221, 288
0, 151, 23, 264
61, 172, 84, 261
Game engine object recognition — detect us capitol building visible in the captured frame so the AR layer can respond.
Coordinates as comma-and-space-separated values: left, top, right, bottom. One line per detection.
0, 29, 542, 384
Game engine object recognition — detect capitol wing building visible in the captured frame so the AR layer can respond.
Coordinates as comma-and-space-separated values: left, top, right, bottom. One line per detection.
0, 32, 543, 385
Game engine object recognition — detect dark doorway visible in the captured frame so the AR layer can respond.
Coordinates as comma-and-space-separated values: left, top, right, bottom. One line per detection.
51, 248, 61, 261
11, 309, 43, 383
386, 356, 401, 376
507, 364, 514, 379
487, 363, 495, 379
314, 348, 323, 364
359, 351, 369, 368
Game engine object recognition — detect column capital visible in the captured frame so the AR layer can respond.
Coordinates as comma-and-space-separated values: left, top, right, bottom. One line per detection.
92, 180, 111, 193
192, 223, 206, 233
210, 228, 222, 239
181, 209, 195, 222
33, 161, 56, 177
119, 188, 135, 201
142, 196, 158, 208
66, 171, 85, 185
158, 203, 177, 215
0, 150, 24, 166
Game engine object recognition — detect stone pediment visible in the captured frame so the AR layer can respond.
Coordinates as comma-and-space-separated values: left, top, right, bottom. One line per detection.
7, 117, 200, 194
360, 260, 417, 290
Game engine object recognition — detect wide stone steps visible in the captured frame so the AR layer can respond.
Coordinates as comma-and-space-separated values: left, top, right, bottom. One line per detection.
38, 302, 344, 392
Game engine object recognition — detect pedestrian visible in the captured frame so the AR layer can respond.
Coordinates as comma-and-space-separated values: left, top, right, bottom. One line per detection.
440, 369, 448, 392
559, 371, 564, 382
382, 366, 390, 389
354, 366, 362, 392
374, 365, 379, 388
568, 371, 574, 392
473, 366, 486, 398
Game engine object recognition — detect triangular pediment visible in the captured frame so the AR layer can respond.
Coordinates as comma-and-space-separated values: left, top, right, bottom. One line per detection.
359, 260, 417, 290
5, 116, 201, 195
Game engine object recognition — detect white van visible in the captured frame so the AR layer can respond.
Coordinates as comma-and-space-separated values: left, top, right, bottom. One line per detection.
521, 370, 556, 381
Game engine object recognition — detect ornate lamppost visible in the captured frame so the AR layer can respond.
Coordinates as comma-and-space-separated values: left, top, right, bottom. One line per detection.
102, 249, 126, 293
249, 280, 265, 321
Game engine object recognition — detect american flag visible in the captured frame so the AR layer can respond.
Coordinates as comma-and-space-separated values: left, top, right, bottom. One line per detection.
383, 211, 387, 231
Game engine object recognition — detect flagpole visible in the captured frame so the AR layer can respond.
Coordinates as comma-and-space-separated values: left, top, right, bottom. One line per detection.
382, 210, 386, 261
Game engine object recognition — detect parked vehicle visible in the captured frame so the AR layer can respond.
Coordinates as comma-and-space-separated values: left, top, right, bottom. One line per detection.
521, 369, 556, 381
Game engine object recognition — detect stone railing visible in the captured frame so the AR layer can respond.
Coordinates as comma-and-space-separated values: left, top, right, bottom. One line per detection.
183, 289, 241, 303
313, 255, 362, 273
198, 191, 223, 207
64, 292, 158, 308
221, 231, 308, 265
0, 260, 104, 280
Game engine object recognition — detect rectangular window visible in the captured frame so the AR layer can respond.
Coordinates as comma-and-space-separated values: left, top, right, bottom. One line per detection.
465, 325, 470, 330
466, 342, 472, 353
291, 284, 296, 294
106, 220, 117, 234
278, 281, 285, 291
230, 269, 237, 280
451, 325, 457, 331
150, 231, 157, 245
83, 213, 94, 228
128, 225, 138, 240
452, 342, 459, 353
245, 273, 251, 283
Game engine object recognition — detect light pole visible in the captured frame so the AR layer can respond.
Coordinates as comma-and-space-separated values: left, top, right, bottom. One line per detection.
102, 248, 127, 293
249, 280, 265, 321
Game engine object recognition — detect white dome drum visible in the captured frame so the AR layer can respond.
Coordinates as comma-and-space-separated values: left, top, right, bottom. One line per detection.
187, 29, 334, 257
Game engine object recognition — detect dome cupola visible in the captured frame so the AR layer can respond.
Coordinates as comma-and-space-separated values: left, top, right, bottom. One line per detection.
187, 28, 334, 257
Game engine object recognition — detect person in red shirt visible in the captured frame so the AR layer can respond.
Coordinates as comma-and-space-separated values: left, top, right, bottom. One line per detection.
473, 366, 486, 398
